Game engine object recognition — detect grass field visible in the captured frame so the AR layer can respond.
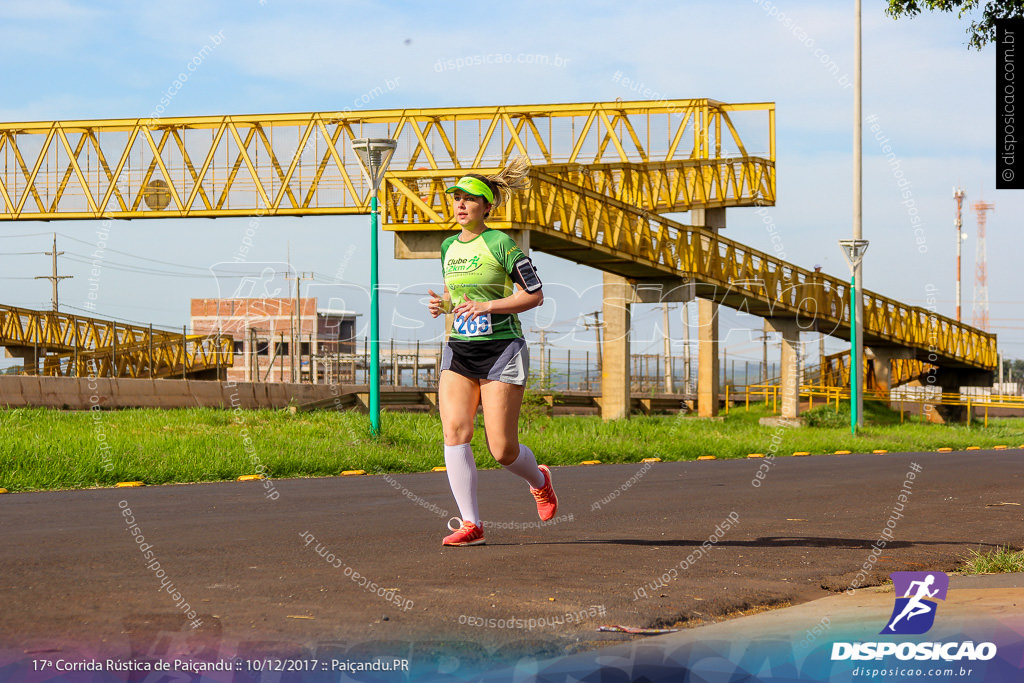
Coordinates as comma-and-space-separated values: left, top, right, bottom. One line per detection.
1, 401, 1022, 493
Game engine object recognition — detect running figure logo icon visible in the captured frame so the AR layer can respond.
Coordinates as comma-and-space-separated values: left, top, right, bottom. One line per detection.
881, 571, 950, 635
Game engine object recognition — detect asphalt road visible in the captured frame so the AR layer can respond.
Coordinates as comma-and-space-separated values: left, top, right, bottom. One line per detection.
1, 450, 1022, 672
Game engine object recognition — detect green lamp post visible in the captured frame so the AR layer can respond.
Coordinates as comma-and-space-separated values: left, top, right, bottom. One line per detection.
839, 239, 869, 435
351, 137, 397, 436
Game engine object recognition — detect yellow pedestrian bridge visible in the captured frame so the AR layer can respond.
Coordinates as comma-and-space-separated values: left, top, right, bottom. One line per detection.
0, 304, 231, 378
0, 99, 995, 408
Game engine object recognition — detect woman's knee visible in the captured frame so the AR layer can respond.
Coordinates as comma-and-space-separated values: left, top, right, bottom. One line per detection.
443, 423, 474, 445
488, 438, 520, 466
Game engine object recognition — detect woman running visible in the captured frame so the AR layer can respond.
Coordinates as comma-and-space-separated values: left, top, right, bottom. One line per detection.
426, 157, 556, 546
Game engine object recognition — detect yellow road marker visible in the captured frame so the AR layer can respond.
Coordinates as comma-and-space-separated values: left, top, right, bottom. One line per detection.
965, 446, 981, 451
581, 460, 602, 465
834, 450, 852, 455
872, 450, 888, 454
793, 451, 810, 456
747, 453, 765, 458
641, 457, 662, 463
937, 447, 953, 452
116, 481, 145, 487
341, 470, 366, 476
994, 445, 1008, 450
0, 488, 8, 494
697, 455, 717, 460
431, 466, 447, 472
237, 474, 263, 481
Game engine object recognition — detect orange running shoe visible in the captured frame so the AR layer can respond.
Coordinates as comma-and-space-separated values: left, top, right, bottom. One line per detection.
531, 465, 558, 521
442, 518, 485, 546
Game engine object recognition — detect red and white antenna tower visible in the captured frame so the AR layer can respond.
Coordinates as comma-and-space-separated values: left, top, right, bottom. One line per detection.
953, 187, 965, 322
971, 198, 994, 331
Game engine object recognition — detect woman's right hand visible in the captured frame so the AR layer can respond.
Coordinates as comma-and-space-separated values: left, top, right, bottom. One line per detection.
427, 289, 447, 318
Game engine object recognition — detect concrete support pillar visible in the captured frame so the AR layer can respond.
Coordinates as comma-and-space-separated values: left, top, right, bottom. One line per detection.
697, 299, 719, 417
868, 348, 893, 396
601, 272, 632, 420
505, 229, 531, 255
932, 373, 966, 424
867, 346, 917, 402
765, 318, 801, 419
693, 207, 726, 417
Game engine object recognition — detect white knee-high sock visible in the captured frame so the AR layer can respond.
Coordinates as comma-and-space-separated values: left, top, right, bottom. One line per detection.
502, 443, 546, 489
444, 443, 480, 526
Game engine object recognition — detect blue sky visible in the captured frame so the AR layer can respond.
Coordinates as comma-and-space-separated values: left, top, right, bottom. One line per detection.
0, 0, 1019, 372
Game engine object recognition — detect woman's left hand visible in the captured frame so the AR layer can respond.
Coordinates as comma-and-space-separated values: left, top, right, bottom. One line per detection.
451, 294, 491, 320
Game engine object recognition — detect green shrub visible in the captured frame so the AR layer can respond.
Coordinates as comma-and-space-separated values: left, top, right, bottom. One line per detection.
804, 404, 851, 428
520, 371, 561, 430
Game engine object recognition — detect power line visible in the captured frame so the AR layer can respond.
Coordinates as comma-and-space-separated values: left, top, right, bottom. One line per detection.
60, 303, 183, 330
61, 253, 214, 279
0, 232, 57, 239
60, 252, 292, 280
6, 231, 276, 277
54, 233, 212, 271
310, 271, 360, 287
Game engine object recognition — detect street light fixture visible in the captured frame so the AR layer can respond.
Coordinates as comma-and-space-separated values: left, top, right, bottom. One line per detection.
351, 137, 397, 436
840, 239, 869, 435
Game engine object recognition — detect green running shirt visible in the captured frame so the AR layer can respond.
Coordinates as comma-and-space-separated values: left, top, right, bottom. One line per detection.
441, 229, 529, 341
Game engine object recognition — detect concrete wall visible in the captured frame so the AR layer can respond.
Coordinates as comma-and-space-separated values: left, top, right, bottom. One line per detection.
0, 376, 346, 410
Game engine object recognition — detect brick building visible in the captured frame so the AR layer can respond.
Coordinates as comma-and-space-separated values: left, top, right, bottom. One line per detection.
190, 298, 357, 383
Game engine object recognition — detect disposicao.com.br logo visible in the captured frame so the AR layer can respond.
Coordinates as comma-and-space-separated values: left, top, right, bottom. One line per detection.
883, 571, 949, 635
831, 572, 997, 663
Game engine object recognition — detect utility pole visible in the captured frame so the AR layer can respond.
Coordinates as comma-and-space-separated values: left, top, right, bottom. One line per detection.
539, 329, 547, 382
682, 302, 691, 393
286, 271, 314, 383
757, 325, 771, 383
298, 271, 314, 382
530, 329, 549, 383
814, 265, 825, 383
35, 234, 72, 312
581, 311, 603, 374
287, 243, 293, 382
249, 327, 258, 382
661, 303, 674, 393
529, 328, 563, 385
819, 333, 826, 383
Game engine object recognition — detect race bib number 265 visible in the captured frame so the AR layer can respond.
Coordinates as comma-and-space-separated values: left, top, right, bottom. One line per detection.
453, 312, 491, 337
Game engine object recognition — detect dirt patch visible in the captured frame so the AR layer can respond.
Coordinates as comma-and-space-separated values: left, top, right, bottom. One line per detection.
647, 591, 796, 630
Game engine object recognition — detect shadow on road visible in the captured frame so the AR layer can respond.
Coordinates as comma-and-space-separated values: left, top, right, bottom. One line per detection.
552, 536, 991, 550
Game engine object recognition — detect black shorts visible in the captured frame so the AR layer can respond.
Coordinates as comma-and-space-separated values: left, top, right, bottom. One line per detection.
441, 338, 529, 385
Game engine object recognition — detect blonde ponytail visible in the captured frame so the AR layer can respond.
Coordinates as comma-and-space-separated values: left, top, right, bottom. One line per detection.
465, 156, 532, 210
485, 156, 531, 208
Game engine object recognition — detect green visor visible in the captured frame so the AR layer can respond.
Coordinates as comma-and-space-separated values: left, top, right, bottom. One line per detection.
445, 176, 494, 203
